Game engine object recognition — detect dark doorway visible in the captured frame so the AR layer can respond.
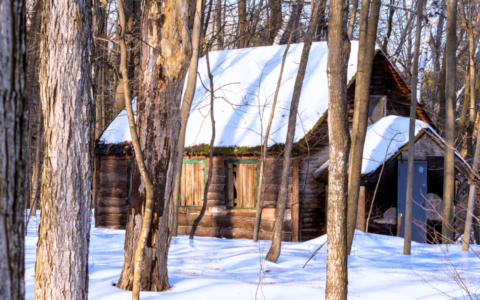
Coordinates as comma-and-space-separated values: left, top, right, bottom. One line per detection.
398, 161, 427, 243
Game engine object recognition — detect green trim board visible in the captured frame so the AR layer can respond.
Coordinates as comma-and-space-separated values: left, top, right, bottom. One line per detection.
224, 159, 259, 209
181, 159, 206, 208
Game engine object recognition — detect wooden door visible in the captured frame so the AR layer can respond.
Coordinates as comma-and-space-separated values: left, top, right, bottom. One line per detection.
180, 162, 205, 206
227, 162, 257, 208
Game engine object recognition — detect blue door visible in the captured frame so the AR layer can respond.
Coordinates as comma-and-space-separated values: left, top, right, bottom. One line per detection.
398, 161, 427, 243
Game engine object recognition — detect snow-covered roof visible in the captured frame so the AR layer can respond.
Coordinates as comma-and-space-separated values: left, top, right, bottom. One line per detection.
314, 116, 469, 178
99, 98, 136, 144
184, 41, 359, 147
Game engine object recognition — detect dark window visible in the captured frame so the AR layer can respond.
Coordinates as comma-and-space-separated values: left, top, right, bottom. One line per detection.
368, 95, 387, 124
226, 160, 258, 208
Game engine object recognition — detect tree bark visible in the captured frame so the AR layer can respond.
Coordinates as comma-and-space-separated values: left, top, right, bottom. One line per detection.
116, 0, 191, 292
273, 0, 296, 45
442, 0, 457, 244
173, 0, 204, 237
381, 0, 395, 52
34, 0, 94, 298
115, 0, 156, 297
346, 0, 381, 255
29, 112, 43, 217
267, 0, 283, 44
265, 0, 323, 263
403, 0, 423, 255
215, 0, 223, 49
347, 0, 359, 39
237, 0, 247, 48
0, 0, 27, 299
94, 0, 107, 139
325, 0, 351, 297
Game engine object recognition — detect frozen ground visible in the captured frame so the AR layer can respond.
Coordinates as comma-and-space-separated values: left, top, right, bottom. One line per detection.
25, 212, 480, 299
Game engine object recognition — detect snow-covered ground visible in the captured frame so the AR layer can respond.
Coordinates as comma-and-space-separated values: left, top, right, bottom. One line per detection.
25, 212, 480, 299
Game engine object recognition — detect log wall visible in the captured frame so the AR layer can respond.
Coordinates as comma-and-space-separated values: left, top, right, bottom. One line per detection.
94, 154, 132, 229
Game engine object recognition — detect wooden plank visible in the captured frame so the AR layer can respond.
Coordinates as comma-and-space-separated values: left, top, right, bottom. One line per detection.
246, 164, 257, 208
99, 165, 127, 174
291, 158, 300, 242
194, 163, 204, 206
99, 172, 128, 183
186, 163, 193, 206
228, 163, 234, 207
356, 186, 366, 231
98, 197, 127, 207
207, 193, 224, 201
178, 213, 212, 227
98, 187, 127, 198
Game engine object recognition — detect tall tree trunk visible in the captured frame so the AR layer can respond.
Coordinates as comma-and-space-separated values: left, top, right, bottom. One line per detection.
115, 0, 156, 298
417, 0, 438, 109
315, 0, 328, 41
347, 0, 359, 39
190, 50, 215, 239
273, 0, 296, 45
403, 0, 423, 255
381, 0, 395, 52
325, 0, 351, 297
267, 0, 282, 44
26, 0, 43, 217
172, 0, 204, 237
94, 0, 107, 139
215, 0, 223, 49
461, 0, 477, 251
116, 0, 191, 292
253, 34, 293, 242
265, 0, 324, 263
442, 0, 457, 244
237, 0, 247, 48
29, 112, 43, 217
34, 0, 94, 298
0, 0, 27, 298
346, 0, 381, 254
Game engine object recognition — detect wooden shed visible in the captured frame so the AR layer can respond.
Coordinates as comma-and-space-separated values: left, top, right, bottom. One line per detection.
94, 41, 461, 242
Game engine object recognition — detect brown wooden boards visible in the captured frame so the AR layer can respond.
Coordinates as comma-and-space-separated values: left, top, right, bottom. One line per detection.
226, 160, 258, 208
180, 160, 205, 207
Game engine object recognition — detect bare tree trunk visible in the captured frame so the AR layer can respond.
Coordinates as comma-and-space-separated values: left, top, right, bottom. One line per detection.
461, 0, 477, 251
190, 50, 215, 239
94, 0, 107, 139
237, 0, 247, 48
116, 0, 191, 292
29, 112, 43, 217
417, 0, 438, 108
325, 0, 351, 297
381, 0, 395, 52
215, 0, 223, 49
347, 0, 359, 39
267, 0, 282, 44
34, 0, 94, 298
253, 34, 293, 242
345, 0, 381, 254
273, 0, 296, 45
265, 0, 323, 263
173, 0, 204, 237
115, 0, 155, 298
404, 0, 423, 256
0, 0, 27, 298
442, 0, 457, 244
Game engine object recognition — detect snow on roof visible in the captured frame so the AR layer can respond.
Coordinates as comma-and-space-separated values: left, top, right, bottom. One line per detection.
99, 98, 136, 144
361, 116, 432, 174
185, 41, 359, 147
314, 115, 468, 177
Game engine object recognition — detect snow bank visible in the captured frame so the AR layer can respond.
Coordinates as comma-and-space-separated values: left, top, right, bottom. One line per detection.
184, 41, 359, 147
25, 211, 480, 299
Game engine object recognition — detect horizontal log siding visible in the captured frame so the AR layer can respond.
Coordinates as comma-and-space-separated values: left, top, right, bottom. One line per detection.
177, 156, 297, 241
94, 154, 131, 229
298, 147, 329, 241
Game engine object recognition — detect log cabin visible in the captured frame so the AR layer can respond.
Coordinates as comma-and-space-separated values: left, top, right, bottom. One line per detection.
94, 41, 471, 243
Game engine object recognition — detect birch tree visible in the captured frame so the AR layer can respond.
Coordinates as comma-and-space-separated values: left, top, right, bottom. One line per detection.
116, 0, 192, 292
325, 0, 351, 297
0, 0, 27, 299
34, 0, 94, 298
